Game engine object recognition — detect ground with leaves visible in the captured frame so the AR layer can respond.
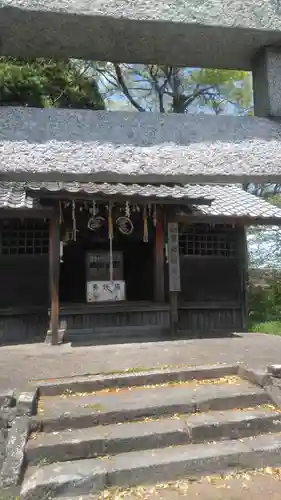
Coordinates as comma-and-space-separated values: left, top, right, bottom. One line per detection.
97, 469, 281, 499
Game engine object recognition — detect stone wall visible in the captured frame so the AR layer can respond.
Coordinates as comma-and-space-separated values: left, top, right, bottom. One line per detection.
0, 392, 17, 474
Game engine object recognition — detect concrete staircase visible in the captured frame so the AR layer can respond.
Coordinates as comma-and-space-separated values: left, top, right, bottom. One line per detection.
19, 364, 281, 499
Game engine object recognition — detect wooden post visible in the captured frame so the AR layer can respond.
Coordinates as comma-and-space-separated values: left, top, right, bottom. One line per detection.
167, 222, 181, 335
238, 226, 249, 331
49, 206, 60, 345
154, 207, 165, 302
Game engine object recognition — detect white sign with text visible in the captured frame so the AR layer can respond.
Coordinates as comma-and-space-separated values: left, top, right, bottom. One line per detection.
86, 280, 126, 302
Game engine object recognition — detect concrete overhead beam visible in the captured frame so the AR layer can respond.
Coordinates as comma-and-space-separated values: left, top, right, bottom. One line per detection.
2, 1, 281, 68
1, 107, 281, 183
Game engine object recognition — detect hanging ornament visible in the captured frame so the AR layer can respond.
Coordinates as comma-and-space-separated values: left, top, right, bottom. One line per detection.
60, 241, 64, 263
125, 201, 130, 218
72, 200, 77, 241
143, 205, 148, 243
88, 216, 106, 231
59, 201, 63, 225
92, 200, 98, 217
148, 203, 152, 217
153, 204, 157, 227
108, 201, 113, 240
116, 217, 134, 235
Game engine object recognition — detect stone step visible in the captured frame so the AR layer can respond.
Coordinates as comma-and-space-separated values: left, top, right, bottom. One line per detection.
21, 433, 281, 499
36, 363, 238, 397
26, 407, 281, 465
64, 326, 168, 344
69, 335, 166, 347
66, 325, 166, 335
36, 380, 270, 432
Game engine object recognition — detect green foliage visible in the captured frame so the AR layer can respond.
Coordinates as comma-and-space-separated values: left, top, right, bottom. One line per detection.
266, 194, 281, 208
249, 321, 281, 335
188, 68, 252, 113
248, 274, 281, 327
0, 58, 105, 109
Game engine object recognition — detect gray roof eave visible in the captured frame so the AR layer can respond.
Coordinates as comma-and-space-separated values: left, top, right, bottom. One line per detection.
1, 108, 281, 183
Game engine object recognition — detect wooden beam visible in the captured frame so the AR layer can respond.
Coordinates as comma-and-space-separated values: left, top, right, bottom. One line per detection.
170, 292, 179, 336
154, 207, 165, 302
49, 205, 60, 345
238, 227, 249, 331
0, 208, 53, 219
171, 214, 281, 226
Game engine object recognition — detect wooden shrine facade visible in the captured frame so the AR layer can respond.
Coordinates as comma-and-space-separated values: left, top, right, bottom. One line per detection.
0, 181, 280, 345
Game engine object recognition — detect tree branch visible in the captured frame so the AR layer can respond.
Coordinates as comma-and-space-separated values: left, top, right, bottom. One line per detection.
182, 86, 215, 109
148, 65, 165, 113
96, 68, 119, 88
113, 63, 145, 112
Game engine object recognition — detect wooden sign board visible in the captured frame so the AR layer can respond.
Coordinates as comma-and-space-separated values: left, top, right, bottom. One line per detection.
167, 222, 181, 292
86, 280, 126, 302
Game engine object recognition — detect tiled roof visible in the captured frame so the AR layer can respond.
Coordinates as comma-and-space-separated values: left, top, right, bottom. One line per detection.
2, 108, 281, 184
0, 183, 37, 209
191, 185, 281, 220
26, 182, 213, 202
0, 182, 281, 222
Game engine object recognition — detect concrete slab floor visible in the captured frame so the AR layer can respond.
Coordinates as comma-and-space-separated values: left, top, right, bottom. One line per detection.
1, 333, 281, 393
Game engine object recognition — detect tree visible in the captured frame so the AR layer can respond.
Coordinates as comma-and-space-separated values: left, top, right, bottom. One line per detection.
248, 194, 281, 269
0, 58, 104, 109
95, 63, 252, 114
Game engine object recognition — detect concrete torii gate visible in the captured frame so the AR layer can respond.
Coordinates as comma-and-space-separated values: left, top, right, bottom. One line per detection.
0, 0, 281, 183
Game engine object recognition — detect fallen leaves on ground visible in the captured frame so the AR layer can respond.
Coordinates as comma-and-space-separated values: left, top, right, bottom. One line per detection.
58, 376, 241, 399
96, 468, 281, 500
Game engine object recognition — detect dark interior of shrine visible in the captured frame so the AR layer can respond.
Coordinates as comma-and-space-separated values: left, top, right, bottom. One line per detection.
59, 202, 155, 303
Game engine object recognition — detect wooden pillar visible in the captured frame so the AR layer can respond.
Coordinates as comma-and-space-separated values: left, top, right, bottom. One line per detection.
49, 206, 61, 345
167, 222, 181, 335
154, 207, 165, 302
238, 226, 249, 331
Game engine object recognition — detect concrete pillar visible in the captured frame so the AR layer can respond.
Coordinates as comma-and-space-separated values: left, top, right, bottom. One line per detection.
253, 48, 281, 118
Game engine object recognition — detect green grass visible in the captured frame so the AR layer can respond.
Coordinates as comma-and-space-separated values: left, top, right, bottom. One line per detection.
249, 320, 281, 335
